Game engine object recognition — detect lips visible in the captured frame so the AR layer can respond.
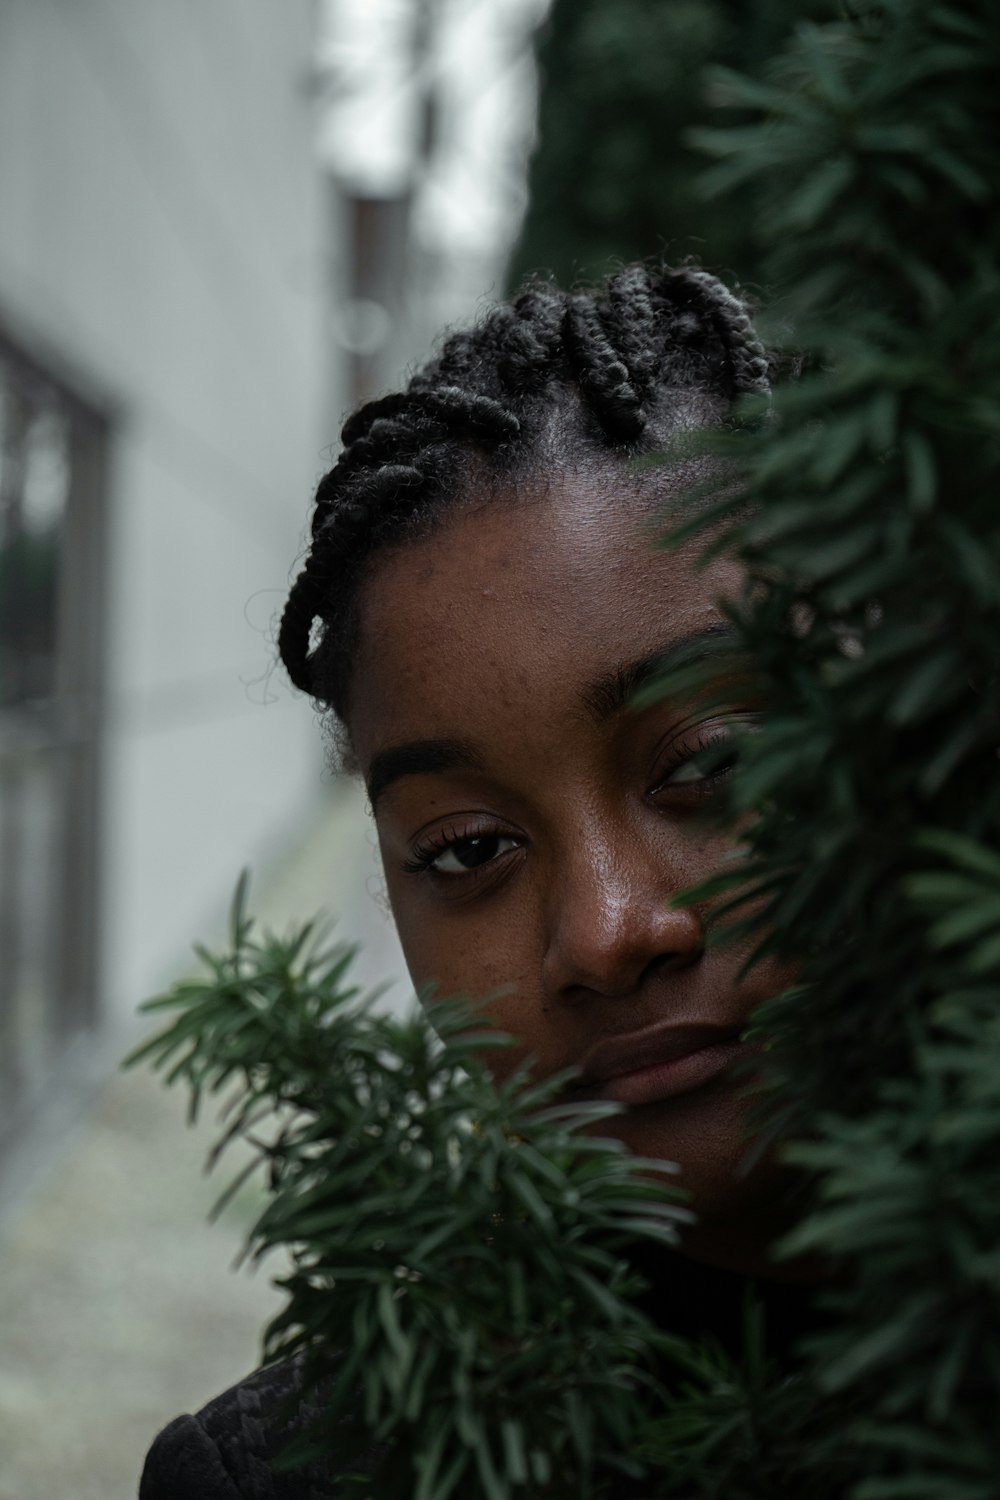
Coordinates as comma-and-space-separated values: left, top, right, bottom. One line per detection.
576, 1021, 750, 1107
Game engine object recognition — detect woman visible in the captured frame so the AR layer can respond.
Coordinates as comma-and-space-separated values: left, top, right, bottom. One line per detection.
140, 264, 812, 1500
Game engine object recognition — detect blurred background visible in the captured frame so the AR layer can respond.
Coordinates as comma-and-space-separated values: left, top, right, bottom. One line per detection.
0, 1, 788, 1494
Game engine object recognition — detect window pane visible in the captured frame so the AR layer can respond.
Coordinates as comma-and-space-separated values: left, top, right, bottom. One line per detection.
0, 334, 106, 1154
0, 383, 69, 709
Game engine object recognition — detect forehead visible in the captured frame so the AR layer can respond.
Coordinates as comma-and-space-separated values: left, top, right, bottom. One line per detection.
347, 466, 741, 758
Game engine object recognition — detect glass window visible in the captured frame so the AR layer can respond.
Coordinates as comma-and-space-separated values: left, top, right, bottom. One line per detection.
0, 334, 108, 1154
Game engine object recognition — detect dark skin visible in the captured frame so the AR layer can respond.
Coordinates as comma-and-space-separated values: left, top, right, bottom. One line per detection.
346, 463, 795, 1278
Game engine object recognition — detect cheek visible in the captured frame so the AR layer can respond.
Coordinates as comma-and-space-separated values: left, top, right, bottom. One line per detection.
382, 862, 512, 992
383, 871, 554, 1067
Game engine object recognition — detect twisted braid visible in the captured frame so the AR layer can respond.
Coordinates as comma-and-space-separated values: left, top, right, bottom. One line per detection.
278, 461, 425, 696
280, 388, 519, 697
657, 266, 771, 397
562, 293, 645, 442
280, 262, 770, 714
606, 264, 661, 402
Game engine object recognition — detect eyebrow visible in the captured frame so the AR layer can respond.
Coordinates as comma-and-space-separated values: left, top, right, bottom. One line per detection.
366, 736, 483, 810
582, 622, 740, 723
365, 623, 740, 808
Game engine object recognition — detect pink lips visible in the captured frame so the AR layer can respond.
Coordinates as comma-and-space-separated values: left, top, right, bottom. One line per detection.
577, 1022, 749, 1107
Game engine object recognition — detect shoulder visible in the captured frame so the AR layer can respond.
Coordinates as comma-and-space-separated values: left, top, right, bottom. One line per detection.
139, 1355, 382, 1500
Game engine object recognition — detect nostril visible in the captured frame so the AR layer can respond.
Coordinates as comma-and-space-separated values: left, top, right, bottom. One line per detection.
643, 941, 705, 984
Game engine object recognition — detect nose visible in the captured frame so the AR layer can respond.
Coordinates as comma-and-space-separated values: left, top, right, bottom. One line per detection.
541, 827, 705, 1002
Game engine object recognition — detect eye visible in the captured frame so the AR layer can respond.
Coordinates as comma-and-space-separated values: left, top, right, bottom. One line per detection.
402, 824, 522, 879
430, 833, 519, 874
661, 730, 735, 786
652, 713, 758, 797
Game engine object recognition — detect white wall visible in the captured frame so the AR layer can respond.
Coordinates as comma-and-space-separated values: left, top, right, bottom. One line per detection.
0, 0, 335, 1027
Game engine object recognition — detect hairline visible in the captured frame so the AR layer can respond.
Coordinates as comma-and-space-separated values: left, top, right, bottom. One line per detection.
327, 405, 737, 762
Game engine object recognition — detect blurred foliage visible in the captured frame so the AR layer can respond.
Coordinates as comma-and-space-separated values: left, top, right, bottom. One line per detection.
134, 0, 1000, 1494
510, 0, 821, 290
643, 0, 1000, 1492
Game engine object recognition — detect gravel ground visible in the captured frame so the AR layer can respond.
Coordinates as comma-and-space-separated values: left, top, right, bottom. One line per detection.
0, 780, 408, 1500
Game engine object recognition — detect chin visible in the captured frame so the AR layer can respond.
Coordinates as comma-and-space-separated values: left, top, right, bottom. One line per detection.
602, 1085, 798, 1276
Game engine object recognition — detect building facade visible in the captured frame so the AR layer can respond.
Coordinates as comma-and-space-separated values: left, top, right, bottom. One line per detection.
0, 0, 332, 1178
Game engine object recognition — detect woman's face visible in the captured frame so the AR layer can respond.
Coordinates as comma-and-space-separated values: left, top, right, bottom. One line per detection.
347, 465, 789, 1273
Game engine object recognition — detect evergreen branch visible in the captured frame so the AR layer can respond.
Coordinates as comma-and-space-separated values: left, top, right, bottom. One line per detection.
126, 885, 694, 1498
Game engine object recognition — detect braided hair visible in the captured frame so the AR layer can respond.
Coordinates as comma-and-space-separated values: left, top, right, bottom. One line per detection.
279, 263, 769, 721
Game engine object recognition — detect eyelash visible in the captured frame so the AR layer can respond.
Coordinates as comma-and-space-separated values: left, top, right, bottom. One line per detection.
401, 715, 755, 881
651, 715, 752, 797
401, 821, 518, 878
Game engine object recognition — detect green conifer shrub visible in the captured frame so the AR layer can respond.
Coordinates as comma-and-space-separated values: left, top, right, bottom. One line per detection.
648, 1, 1000, 1493
509, 0, 821, 289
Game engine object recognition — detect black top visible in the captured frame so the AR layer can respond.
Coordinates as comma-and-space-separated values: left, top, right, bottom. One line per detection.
138, 1256, 819, 1499
138, 1355, 384, 1500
